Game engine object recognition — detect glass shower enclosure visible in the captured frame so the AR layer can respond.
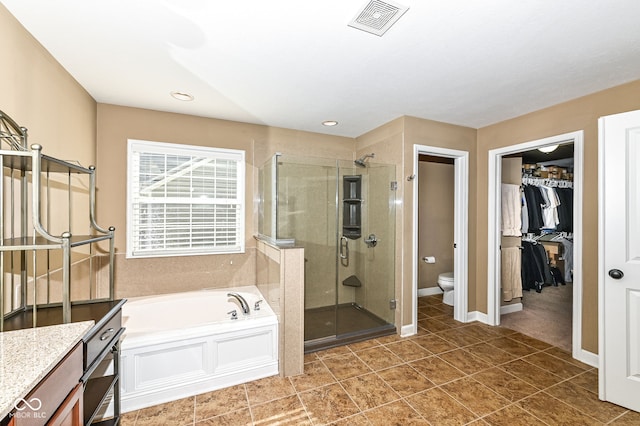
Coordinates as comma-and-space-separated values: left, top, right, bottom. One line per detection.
259, 154, 396, 352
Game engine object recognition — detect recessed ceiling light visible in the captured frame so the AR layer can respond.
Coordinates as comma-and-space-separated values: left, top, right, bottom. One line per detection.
322, 120, 338, 127
538, 145, 559, 153
170, 91, 194, 101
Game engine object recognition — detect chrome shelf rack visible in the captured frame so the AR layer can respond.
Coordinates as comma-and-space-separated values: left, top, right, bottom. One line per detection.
0, 110, 115, 329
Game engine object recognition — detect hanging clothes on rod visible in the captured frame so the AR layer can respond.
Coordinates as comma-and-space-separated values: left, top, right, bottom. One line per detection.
501, 183, 522, 236
521, 175, 573, 234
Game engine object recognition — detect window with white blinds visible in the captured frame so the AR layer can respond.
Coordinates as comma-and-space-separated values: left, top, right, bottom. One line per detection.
127, 139, 245, 258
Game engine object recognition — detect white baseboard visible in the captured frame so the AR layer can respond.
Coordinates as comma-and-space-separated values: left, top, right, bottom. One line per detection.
500, 302, 523, 315
576, 349, 598, 368
400, 324, 417, 338
466, 311, 489, 324
418, 287, 443, 297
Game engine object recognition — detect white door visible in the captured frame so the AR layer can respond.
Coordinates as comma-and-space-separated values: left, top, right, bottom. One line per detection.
599, 109, 640, 411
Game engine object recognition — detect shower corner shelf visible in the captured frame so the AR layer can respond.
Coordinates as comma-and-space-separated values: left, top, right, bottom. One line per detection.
0, 113, 116, 329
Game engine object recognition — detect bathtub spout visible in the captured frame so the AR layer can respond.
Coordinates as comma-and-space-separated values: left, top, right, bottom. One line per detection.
227, 292, 250, 314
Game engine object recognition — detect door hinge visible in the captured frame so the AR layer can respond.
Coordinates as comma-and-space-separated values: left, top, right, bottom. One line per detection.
389, 299, 397, 310
390, 181, 398, 191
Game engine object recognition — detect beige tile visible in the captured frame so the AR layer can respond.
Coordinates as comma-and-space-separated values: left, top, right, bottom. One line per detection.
347, 338, 381, 352
341, 372, 399, 411
412, 326, 431, 336
195, 385, 249, 421
385, 339, 431, 362
500, 359, 564, 389
521, 351, 588, 379
244, 375, 296, 405
466, 342, 518, 366
544, 346, 593, 369
377, 364, 434, 397
195, 408, 252, 425
516, 392, 601, 425
441, 376, 509, 416
420, 305, 448, 317
507, 331, 553, 350
488, 336, 539, 357
364, 400, 428, 425
411, 333, 459, 354
290, 360, 336, 392
316, 345, 352, 359
472, 367, 539, 403
436, 327, 482, 347
435, 315, 467, 329
546, 381, 627, 423
119, 411, 138, 426
417, 317, 452, 332
135, 397, 195, 426
375, 333, 402, 344
567, 369, 599, 394
328, 413, 371, 425
438, 348, 491, 374
304, 352, 319, 364
406, 387, 477, 425
456, 324, 501, 340
299, 382, 360, 424
355, 346, 404, 371
610, 410, 640, 425
251, 394, 311, 425
409, 356, 466, 385
322, 352, 372, 380
483, 404, 547, 426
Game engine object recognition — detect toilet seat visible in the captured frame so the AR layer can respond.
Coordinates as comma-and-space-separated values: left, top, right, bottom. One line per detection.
438, 272, 454, 285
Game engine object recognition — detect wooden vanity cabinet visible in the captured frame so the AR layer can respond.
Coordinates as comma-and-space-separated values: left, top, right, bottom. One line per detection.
14, 343, 83, 426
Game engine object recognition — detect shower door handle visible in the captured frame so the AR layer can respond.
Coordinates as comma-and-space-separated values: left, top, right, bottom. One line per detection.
340, 236, 349, 266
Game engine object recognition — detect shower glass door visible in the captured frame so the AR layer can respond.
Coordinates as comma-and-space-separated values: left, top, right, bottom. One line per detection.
272, 155, 396, 350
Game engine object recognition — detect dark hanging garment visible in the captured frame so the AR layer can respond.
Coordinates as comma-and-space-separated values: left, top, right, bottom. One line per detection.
533, 243, 554, 285
521, 241, 544, 291
550, 266, 566, 286
555, 187, 573, 232
523, 186, 545, 233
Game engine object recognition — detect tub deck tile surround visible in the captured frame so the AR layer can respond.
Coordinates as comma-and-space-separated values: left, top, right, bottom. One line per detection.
120, 295, 638, 425
0, 321, 94, 419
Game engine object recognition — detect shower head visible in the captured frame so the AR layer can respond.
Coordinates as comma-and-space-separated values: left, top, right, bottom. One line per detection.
354, 153, 375, 167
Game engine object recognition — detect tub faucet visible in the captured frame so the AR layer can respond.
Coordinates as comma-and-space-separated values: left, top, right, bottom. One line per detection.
227, 292, 250, 314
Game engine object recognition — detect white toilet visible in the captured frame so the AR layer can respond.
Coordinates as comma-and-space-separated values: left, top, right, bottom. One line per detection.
438, 272, 455, 306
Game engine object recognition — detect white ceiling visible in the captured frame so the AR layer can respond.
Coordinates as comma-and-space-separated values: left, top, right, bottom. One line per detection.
3, 0, 640, 137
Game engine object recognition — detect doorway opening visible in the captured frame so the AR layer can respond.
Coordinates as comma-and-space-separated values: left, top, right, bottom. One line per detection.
487, 131, 585, 361
412, 145, 469, 335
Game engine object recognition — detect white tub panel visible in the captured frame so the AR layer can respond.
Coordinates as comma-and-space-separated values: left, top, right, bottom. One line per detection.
134, 341, 208, 390
214, 328, 276, 374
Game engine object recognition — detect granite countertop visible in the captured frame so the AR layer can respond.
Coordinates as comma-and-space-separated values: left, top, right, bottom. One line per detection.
0, 321, 94, 420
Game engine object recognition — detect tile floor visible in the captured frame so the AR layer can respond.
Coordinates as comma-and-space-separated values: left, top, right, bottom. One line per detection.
120, 295, 639, 425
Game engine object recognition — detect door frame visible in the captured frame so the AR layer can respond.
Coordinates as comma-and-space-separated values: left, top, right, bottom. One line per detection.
487, 130, 588, 363
412, 144, 469, 331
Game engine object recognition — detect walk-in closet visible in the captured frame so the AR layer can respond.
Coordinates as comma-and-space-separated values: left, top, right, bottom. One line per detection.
500, 143, 575, 351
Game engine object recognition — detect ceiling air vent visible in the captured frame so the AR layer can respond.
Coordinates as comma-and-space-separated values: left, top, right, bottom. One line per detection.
348, 0, 409, 36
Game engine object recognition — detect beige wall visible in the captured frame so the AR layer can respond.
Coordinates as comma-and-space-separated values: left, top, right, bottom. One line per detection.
477, 79, 640, 353
0, 4, 99, 310
0, 5, 96, 164
95, 104, 354, 298
418, 160, 455, 290
356, 117, 477, 328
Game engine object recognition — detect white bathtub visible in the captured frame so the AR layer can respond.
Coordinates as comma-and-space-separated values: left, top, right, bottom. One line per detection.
119, 286, 279, 412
